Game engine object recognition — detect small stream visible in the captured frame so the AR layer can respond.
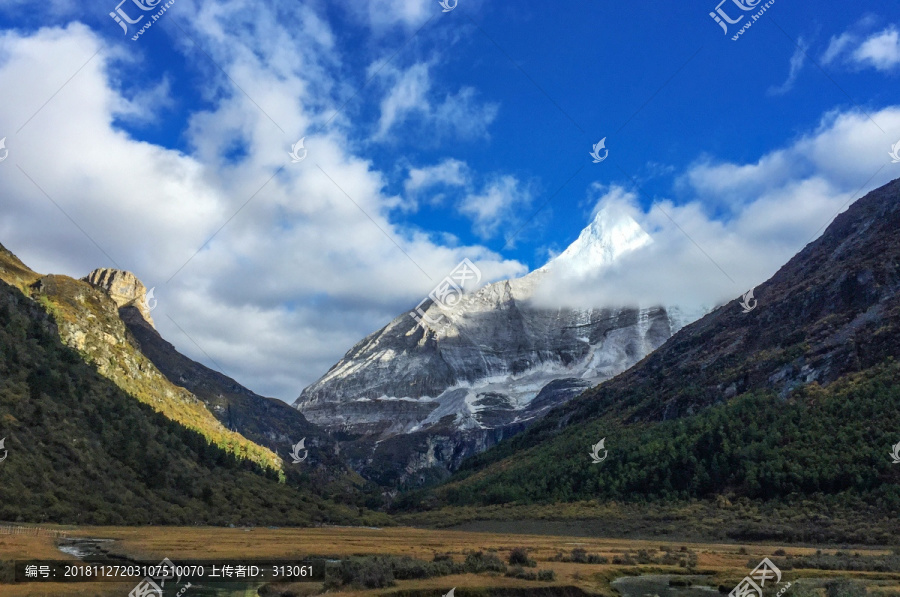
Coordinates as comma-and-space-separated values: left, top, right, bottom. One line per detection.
57, 538, 116, 559
612, 574, 720, 597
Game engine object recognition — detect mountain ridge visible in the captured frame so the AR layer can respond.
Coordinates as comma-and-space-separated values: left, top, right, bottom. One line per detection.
0, 245, 286, 473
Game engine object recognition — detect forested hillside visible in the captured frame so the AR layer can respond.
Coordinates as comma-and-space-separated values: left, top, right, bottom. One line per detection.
0, 278, 386, 526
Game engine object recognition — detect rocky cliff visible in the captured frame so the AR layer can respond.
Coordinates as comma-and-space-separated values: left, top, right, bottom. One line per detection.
83, 267, 155, 327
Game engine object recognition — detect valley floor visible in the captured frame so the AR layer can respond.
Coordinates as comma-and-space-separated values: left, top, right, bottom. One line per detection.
1, 525, 899, 597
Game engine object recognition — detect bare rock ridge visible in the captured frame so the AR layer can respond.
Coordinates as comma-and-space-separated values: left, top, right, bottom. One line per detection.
83, 268, 155, 327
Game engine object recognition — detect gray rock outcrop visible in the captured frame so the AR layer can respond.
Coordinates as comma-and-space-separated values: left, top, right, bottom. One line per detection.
82, 268, 155, 327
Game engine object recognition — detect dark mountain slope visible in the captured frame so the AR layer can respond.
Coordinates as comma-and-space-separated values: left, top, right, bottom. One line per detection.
0, 278, 385, 525
397, 178, 900, 519
562, 176, 900, 426
121, 307, 338, 464
119, 306, 377, 505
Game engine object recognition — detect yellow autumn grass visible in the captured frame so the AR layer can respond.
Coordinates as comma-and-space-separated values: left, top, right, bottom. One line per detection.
1, 525, 899, 596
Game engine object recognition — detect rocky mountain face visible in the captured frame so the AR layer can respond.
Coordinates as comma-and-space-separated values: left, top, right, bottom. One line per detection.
294, 208, 698, 486
83, 267, 156, 327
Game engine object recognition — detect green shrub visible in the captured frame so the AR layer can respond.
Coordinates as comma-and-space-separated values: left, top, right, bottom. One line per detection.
508, 547, 536, 567
505, 566, 536, 580
825, 579, 867, 597
324, 557, 395, 589
464, 551, 506, 573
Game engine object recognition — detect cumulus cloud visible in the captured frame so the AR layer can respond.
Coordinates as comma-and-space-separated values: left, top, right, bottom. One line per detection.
823, 23, 900, 72
338, 0, 433, 31
0, 13, 525, 400
406, 158, 469, 193
458, 175, 533, 240
3, 2, 900, 405
531, 106, 900, 313
373, 61, 498, 141
853, 27, 900, 71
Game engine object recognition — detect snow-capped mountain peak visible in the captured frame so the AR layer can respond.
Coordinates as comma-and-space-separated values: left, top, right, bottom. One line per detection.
294, 202, 681, 485
543, 205, 652, 277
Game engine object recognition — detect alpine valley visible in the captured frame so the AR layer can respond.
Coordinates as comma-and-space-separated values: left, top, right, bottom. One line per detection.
1, 179, 899, 545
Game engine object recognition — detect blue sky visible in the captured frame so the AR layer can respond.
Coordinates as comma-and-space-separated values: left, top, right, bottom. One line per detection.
1, 0, 899, 398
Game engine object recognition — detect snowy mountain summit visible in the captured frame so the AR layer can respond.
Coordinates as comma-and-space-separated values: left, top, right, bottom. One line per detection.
293, 207, 692, 484
543, 204, 653, 277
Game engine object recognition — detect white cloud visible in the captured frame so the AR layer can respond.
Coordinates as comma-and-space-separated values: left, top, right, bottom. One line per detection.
3, 4, 900, 405
433, 87, 498, 139
405, 158, 469, 193
822, 31, 855, 65
768, 37, 808, 96
375, 62, 432, 139
115, 76, 175, 124
373, 61, 498, 141
532, 106, 900, 313
0, 15, 525, 400
822, 24, 900, 72
338, 0, 433, 31
853, 27, 900, 71
458, 175, 532, 239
